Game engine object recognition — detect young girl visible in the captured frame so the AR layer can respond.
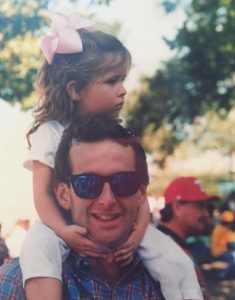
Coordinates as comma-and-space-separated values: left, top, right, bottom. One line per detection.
20, 12, 202, 300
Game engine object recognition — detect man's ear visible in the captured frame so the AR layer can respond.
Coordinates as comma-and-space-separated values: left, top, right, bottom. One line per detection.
66, 81, 81, 102
137, 184, 147, 207
172, 201, 183, 218
54, 182, 71, 210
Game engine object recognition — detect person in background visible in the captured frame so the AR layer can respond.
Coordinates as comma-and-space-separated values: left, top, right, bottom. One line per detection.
220, 191, 235, 213
158, 176, 215, 300
186, 197, 218, 265
211, 210, 235, 279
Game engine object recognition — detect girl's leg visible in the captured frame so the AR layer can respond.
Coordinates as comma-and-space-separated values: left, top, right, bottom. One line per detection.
20, 221, 70, 300
25, 278, 61, 300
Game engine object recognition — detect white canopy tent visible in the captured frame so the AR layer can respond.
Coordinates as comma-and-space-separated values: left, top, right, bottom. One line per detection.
0, 99, 37, 255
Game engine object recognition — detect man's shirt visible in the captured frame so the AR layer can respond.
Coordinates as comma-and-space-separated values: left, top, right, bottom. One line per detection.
0, 252, 164, 300
0, 238, 9, 266
62, 252, 164, 299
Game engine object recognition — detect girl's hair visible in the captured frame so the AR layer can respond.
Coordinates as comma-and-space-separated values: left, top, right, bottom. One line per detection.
27, 29, 131, 146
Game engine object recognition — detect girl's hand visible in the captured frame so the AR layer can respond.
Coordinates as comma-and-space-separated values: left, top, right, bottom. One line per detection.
114, 199, 151, 266
113, 225, 140, 266
61, 224, 107, 258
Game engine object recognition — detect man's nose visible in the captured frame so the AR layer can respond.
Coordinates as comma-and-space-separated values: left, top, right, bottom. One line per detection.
97, 182, 116, 208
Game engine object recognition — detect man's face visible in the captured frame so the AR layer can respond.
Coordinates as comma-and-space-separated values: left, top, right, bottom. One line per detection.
57, 140, 146, 249
177, 201, 211, 237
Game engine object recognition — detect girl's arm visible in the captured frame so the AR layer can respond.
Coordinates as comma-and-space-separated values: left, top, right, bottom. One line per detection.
33, 161, 67, 234
33, 160, 105, 257
114, 199, 150, 265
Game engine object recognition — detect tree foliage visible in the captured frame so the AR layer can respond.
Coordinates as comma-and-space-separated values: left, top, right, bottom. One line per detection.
127, 0, 235, 148
0, 0, 48, 105
0, 0, 112, 107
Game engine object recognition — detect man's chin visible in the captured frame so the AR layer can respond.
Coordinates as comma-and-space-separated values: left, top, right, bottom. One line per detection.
88, 233, 127, 252
93, 238, 121, 252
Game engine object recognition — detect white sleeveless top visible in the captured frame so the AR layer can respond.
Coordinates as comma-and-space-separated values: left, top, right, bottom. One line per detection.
23, 120, 65, 170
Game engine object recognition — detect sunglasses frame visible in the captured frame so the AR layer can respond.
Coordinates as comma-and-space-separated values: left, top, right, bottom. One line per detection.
67, 171, 140, 199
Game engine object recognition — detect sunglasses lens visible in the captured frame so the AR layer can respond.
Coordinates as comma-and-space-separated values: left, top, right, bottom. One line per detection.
112, 172, 139, 197
70, 172, 140, 199
72, 175, 102, 199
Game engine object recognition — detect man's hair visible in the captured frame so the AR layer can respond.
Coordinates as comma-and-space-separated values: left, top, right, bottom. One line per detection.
160, 201, 189, 222
159, 204, 174, 222
160, 200, 209, 222
54, 113, 149, 186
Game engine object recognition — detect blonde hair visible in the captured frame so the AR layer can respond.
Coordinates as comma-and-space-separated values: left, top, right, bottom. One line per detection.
27, 30, 131, 146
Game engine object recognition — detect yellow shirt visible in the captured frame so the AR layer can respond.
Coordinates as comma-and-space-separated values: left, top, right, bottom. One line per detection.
211, 224, 235, 257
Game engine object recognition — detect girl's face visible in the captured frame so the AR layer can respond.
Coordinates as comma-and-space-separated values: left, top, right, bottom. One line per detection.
76, 63, 128, 117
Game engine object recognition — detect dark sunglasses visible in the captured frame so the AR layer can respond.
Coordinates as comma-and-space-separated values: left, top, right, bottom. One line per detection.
68, 171, 140, 199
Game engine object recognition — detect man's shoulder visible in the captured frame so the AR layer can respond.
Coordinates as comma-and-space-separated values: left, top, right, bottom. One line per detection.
0, 257, 21, 277
0, 257, 25, 300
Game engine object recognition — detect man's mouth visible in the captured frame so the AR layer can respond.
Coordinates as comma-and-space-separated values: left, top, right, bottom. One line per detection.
92, 213, 120, 221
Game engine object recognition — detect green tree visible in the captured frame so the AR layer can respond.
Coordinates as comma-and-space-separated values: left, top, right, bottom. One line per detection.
0, 0, 47, 105
127, 0, 235, 147
0, 0, 112, 107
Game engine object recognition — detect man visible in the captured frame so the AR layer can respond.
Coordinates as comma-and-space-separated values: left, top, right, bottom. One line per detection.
211, 210, 235, 279
0, 114, 164, 299
158, 176, 214, 300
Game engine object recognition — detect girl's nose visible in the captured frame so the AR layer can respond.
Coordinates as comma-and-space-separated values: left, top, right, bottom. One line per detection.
118, 83, 127, 97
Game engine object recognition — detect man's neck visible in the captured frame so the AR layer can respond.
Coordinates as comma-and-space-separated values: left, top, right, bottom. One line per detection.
92, 253, 122, 286
159, 221, 187, 240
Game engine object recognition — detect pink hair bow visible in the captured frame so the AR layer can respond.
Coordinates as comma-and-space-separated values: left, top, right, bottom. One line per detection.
41, 12, 93, 64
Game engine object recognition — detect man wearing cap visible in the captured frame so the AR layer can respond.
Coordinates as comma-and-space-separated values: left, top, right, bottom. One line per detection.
158, 177, 214, 300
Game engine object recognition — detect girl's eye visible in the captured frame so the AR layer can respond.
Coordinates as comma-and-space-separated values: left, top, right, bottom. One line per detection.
106, 76, 119, 85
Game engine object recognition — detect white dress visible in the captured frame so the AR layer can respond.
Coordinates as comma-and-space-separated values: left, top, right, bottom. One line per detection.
20, 120, 202, 300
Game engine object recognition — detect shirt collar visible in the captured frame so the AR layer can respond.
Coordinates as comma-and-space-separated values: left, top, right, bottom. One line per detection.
69, 251, 143, 280
157, 224, 187, 250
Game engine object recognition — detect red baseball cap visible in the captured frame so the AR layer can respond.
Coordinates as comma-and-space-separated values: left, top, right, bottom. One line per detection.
164, 177, 214, 204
